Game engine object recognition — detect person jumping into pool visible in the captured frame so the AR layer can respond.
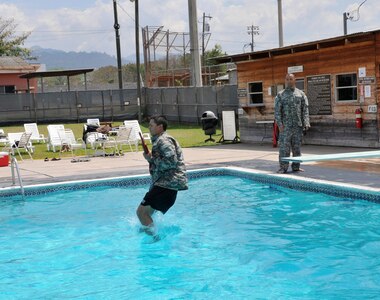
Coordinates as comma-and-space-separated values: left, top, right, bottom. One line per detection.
136, 115, 188, 237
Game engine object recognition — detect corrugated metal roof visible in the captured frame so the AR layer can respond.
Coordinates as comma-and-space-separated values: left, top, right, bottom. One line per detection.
19, 68, 94, 79
215, 29, 380, 64
0, 56, 37, 71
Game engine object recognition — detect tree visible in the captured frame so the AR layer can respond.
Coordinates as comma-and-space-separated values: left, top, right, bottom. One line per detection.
0, 17, 32, 59
203, 44, 226, 66
91, 66, 118, 85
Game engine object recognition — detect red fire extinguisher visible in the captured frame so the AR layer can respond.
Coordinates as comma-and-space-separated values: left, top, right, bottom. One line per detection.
355, 107, 363, 129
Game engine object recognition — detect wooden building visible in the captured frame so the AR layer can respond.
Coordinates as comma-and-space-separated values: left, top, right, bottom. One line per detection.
216, 30, 380, 148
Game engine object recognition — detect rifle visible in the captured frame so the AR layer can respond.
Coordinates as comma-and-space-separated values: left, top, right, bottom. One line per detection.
139, 132, 150, 154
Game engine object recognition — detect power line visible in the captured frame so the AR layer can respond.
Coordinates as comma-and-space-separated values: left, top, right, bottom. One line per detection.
15, 29, 112, 35
116, 1, 136, 23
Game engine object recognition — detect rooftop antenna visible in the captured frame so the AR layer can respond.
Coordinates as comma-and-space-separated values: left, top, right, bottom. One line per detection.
343, 0, 368, 35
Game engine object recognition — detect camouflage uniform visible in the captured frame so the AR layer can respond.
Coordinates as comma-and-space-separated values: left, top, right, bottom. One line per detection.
146, 132, 188, 191
274, 87, 310, 171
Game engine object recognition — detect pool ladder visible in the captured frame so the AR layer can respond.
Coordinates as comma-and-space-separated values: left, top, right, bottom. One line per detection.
10, 156, 25, 197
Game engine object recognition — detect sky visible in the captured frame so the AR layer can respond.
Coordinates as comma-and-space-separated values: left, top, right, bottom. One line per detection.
1, 0, 380, 59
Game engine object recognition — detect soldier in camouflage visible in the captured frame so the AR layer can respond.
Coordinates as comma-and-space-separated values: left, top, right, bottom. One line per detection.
136, 115, 188, 236
274, 73, 310, 174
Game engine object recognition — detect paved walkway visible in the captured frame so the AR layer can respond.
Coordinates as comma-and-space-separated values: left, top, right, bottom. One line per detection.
0, 143, 379, 190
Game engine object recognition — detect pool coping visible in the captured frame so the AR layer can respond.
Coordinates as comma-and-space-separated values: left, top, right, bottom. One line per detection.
0, 166, 379, 202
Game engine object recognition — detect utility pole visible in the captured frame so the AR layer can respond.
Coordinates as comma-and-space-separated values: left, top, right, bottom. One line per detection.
247, 25, 259, 52
131, 0, 142, 123
113, 0, 123, 89
277, 0, 284, 47
202, 13, 212, 66
188, 0, 202, 87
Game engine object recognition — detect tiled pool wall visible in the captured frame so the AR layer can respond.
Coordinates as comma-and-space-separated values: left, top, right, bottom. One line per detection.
0, 167, 379, 202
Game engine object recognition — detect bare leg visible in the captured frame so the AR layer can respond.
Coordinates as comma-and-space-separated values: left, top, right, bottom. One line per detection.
136, 204, 156, 235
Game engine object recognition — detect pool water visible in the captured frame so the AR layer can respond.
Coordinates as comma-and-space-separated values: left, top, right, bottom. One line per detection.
1, 175, 380, 299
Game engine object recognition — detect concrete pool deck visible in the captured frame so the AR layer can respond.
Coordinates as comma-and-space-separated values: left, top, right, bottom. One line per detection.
0, 143, 379, 190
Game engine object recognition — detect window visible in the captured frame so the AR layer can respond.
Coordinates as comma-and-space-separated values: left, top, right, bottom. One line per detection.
296, 78, 305, 91
336, 73, 357, 101
248, 82, 263, 104
0, 85, 15, 94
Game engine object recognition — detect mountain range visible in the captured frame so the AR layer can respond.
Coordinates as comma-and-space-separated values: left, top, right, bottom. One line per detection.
30, 46, 135, 70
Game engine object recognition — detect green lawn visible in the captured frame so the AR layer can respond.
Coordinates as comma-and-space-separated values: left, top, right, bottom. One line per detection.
1, 122, 222, 160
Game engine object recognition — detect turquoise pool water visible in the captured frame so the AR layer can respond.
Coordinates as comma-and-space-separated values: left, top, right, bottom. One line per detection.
1, 174, 380, 299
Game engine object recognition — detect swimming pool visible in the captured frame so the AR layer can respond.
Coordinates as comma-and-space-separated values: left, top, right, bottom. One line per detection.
1, 168, 380, 299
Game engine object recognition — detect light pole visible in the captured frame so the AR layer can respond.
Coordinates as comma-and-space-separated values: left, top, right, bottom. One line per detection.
113, 0, 123, 89
188, 0, 202, 87
130, 0, 142, 122
277, 0, 283, 47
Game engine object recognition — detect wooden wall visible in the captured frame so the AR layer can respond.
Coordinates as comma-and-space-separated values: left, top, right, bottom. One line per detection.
237, 32, 380, 148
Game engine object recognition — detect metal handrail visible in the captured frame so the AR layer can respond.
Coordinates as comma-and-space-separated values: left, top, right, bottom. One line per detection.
10, 156, 25, 197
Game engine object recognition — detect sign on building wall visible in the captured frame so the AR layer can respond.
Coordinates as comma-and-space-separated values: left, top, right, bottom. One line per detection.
358, 76, 375, 85
237, 88, 247, 98
288, 65, 303, 73
306, 75, 332, 115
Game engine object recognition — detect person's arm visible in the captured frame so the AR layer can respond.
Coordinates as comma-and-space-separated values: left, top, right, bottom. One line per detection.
274, 94, 284, 132
302, 93, 310, 129
143, 151, 152, 162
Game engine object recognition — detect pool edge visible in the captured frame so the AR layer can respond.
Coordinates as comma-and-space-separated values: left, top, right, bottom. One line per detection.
0, 166, 379, 202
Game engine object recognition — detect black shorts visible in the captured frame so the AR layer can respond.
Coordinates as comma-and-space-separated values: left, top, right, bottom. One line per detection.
141, 185, 178, 214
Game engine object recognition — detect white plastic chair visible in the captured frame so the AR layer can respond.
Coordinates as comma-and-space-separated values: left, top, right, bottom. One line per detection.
85, 131, 108, 150
114, 126, 133, 152
47, 125, 65, 152
24, 123, 46, 144
0, 129, 8, 145
6, 132, 34, 160
58, 129, 86, 156
94, 134, 119, 157
123, 120, 151, 151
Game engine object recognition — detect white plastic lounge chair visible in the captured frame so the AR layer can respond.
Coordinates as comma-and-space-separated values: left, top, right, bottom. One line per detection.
24, 123, 46, 144
123, 120, 151, 151
47, 125, 65, 152
87, 119, 100, 126
0, 129, 8, 145
5, 132, 33, 160
85, 131, 108, 150
114, 126, 133, 152
58, 129, 86, 156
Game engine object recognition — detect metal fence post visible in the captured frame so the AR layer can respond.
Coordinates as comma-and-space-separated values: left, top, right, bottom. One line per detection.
110, 90, 114, 122
75, 91, 80, 123
195, 87, 200, 125
101, 90, 105, 121
32, 92, 37, 123
215, 86, 220, 120
176, 88, 180, 123
160, 89, 164, 116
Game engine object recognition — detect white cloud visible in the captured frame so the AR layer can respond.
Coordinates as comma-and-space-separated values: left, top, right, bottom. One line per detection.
0, 0, 379, 59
